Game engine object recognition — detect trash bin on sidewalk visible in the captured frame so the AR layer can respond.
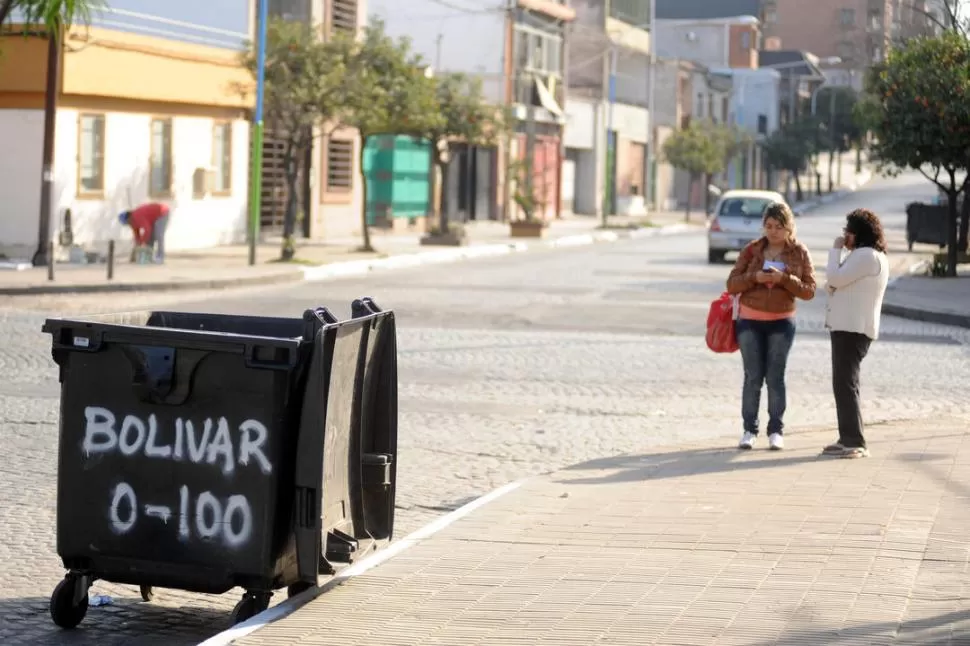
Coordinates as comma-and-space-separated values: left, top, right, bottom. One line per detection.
905, 202, 949, 250
41, 298, 398, 630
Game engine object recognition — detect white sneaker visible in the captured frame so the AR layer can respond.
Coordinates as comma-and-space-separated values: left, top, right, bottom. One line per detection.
738, 431, 757, 450
768, 433, 784, 451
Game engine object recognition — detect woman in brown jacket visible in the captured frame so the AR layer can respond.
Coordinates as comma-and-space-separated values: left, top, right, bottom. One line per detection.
726, 203, 816, 451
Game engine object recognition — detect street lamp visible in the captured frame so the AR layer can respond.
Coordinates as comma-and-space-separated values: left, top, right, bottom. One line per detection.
810, 80, 845, 195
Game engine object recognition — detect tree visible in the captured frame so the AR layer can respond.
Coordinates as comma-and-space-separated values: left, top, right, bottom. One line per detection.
811, 86, 862, 188
710, 123, 753, 209
240, 19, 348, 260
852, 88, 881, 170
339, 19, 440, 251
867, 31, 970, 275
761, 117, 819, 203
662, 121, 730, 221
0, 0, 100, 32
422, 72, 504, 237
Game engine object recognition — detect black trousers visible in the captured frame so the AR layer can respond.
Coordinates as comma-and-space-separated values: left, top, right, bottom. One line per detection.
831, 331, 872, 449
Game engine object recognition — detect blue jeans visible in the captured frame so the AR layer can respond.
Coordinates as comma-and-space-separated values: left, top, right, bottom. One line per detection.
149, 214, 168, 263
736, 317, 796, 435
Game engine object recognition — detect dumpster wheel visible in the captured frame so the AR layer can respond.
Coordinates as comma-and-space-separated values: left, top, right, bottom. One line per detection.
140, 584, 155, 602
230, 591, 271, 626
50, 576, 89, 629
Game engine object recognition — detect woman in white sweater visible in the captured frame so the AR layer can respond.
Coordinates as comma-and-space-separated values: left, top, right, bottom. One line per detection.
823, 208, 890, 459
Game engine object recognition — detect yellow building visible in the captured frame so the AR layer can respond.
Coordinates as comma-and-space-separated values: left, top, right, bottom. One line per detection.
0, 0, 365, 260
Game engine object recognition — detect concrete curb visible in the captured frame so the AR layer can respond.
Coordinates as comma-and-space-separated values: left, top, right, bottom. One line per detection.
299, 223, 699, 284
1, 223, 699, 297
882, 259, 970, 329
794, 168, 874, 215
195, 479, 527, 646
0, 267, 305, 297
881, 303, 970, 329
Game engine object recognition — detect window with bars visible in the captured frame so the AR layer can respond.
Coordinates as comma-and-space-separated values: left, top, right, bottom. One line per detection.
331, 0, 357, 32
212, 122, 232, 194
78, 113, 105, 195
325, 138, 353, 191
149, 118, 173, 198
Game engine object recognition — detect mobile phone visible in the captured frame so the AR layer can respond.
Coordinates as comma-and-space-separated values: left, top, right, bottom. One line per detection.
763, 260, 785, 273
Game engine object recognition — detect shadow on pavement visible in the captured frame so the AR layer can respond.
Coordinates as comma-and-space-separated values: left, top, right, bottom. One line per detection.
743, 608, 970, 646
555, 446, 825, 485
554, 424, 962, 486
0, 595, 228, 646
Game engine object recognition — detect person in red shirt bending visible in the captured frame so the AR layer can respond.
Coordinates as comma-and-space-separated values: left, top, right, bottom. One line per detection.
119, 203, 170, 264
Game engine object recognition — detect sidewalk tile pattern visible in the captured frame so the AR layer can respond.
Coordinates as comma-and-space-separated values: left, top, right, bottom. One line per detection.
235, 419, 970, 646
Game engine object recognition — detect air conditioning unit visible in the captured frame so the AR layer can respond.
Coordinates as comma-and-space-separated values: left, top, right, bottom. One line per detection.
192, 167, 216, 198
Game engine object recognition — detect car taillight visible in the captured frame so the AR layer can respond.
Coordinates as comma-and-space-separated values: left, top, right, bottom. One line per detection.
709, 218, 722, 232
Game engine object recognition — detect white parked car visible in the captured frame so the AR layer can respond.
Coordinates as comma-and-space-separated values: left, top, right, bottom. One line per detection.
706, 189, 792, 264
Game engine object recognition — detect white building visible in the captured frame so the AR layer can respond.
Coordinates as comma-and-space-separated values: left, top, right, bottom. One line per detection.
713, 67, 782, 190
566, 0, 652, 217
0, 1, 257, 261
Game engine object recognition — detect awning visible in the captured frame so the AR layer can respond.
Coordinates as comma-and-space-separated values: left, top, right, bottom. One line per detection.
534, 77, 563, 118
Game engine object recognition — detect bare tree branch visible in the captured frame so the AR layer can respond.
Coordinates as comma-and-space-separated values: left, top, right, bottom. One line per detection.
918, 164, 952, 192
896, 0, 965, 35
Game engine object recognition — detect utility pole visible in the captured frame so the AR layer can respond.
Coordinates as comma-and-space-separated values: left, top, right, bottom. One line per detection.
827, 87, 836, 192
501, 0, 515, 222
435, 33, 443, 71
603, 44, 616, 225
645, 0, 656, 214
247, 0, 269, 265
32, 29, 62, 267
784, 68, 796, 201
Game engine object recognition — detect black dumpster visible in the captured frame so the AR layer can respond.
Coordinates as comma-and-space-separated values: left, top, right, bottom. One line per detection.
906, 202, 949, 250
41, 298, 398, 630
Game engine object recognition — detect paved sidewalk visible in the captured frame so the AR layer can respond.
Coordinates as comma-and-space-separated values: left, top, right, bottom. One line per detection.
883, 267, 970, 329
220, 417, 970, 646
0, 169, 870, 298
0, 212, 693, 296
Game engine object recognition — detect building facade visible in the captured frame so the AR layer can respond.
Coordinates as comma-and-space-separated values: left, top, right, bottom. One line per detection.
369, 0, 572, 224
264, 0, 367, 240
650, 59, 734, 210
0, 0, 256, 259
761, 0, 894, 73
567, 0, 652, 217
714, 66, 782, 191
653, 12, 771, 193
0, 0, 370, 261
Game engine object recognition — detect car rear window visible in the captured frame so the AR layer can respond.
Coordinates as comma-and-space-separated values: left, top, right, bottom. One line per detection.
718, 198, 774, 217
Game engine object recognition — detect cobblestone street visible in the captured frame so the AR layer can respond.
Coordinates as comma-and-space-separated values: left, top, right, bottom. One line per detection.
0, 173, 966, 644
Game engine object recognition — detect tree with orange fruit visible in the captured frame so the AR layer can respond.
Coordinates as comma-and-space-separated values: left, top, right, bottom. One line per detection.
867, 31, 970, 276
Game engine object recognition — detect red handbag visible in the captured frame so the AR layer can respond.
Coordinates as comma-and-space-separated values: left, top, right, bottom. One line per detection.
706, 292, 740, 353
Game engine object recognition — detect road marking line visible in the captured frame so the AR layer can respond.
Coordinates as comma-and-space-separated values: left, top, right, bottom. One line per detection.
196, 479, 526, 646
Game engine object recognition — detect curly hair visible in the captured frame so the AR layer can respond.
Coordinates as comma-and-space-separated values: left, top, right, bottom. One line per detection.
845, 208, 887, 253
762, 202, 796, 239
